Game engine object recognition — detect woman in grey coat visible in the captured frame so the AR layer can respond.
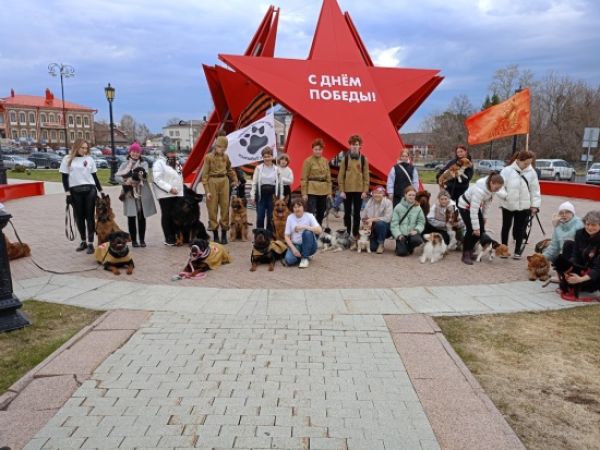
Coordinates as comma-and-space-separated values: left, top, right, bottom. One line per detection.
115, 142, 157, 247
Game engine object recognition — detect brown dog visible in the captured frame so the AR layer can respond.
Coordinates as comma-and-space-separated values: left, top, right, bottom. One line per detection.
5, 236, 31, 260
527, 253, 551, 281
438, 157, 473, 189
95, 193, 122, 245
415, 190, 431, 217
229, 197, 250, 241
272, 196, 290, 241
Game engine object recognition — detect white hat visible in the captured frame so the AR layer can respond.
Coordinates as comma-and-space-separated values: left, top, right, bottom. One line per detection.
558, 201, 575, 215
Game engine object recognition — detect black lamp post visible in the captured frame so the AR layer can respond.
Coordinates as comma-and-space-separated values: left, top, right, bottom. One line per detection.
48, 63, 75, 148
511, 85, 523, 156
0, 139, 6, 184
0, 209, 31, 332
104, 83, 118, 185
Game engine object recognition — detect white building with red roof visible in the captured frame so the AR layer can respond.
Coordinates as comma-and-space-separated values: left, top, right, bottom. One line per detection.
0, 88, 96, 147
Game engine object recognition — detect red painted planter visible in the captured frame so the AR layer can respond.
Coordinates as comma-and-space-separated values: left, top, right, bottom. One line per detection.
539, 181, 600, 201
0, 182, 45, 202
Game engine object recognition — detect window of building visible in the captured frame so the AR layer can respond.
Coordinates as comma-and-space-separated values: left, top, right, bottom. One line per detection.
0, 115, 4, 124
169, 131, 174, 136
29, 112, 35, 124
175, 131, 180, 136
10, 111, 17, 124
49, 113, 55, 123
70, 131, 75, 141
31, 130, 37, 140
40, 112, 47, 124
21, 129, 27, 138
77, 131, 83, 139
59, 131, 65, 141
68, 115, 74, 126
85, 132, 90, 141
51, 130, 57, 140
76, 115, 82, 126
42, 130, 48, 141
83, 116, 89, 127
19, 112, 26, 123
11, 129, 18, 139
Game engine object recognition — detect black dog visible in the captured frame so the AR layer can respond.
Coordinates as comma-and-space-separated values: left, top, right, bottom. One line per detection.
95, 231, 134, 275
250, 228, 286, 272
552, 253, 584, 298
173, 186, 209, 245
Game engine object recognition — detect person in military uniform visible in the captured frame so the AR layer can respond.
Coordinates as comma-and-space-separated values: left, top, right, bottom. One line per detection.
301, 138, 332, 225
202, 136, 238, 244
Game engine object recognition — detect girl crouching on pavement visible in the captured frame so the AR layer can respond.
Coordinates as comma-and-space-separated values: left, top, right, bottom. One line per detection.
390, 186, 425, 257
361, 186, 393, 254
423, 190, 461, 246
457, 173, 505, 265
283, 199, 322, 268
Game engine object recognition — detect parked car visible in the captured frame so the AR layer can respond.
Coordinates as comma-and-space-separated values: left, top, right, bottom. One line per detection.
476, 159, 505, 174
90, 147, 104, 157
2, 155, 36, 169
27, 152, 62, 169
141, 155, 155, 168
93, 157, 109, 169
535, 159, 576, 181
585, 163, 600, 185
423, 160, 442, 169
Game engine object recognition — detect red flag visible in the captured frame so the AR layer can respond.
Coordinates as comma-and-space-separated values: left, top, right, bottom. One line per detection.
465, 89, 530, 145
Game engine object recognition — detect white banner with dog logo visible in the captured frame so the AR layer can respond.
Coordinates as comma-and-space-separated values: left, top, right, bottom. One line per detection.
227, 113, 277, 168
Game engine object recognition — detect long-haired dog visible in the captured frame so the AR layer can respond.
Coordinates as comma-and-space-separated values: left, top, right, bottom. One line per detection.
445, 207, 462, 251
534, 238, 552, 254
420, 232, 447, 263
250, 228, 287, 271
415, 190, 431, 217
94, 231, 134, 275
438, 157, 473, 188
5, 236, 31, 260
356, 224, 371, 254
552, 253, 587, 299
95, 193, 122, 246
474, 234, 510, 262
527, 253, 551, 281
230, 196, 250, 241
272, 196, 290, 241
319, 228, 351, 252
173, 186, 208, 246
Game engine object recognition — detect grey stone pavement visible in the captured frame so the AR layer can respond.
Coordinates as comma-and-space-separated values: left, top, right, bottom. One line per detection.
1, 181, 598, 449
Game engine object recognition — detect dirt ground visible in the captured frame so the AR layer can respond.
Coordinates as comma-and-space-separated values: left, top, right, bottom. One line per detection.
436, 306, 600, 450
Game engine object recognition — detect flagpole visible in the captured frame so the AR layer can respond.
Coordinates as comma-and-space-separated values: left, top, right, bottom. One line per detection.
525, 133, 529, 152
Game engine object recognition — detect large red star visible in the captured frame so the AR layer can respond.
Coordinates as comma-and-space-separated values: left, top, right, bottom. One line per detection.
219, 0, 443, 186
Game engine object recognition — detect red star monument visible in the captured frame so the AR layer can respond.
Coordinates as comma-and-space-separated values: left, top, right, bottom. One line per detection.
219, 0, 443, 186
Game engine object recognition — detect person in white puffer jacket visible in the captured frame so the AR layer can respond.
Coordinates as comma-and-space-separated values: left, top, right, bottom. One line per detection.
152, 149, 184, 246
499, 150, 541, 259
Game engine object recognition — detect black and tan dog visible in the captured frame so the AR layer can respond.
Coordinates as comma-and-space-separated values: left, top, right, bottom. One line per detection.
94, 231, 134, 275
250, 228, 287, 272
173, 186, 208, 245
230, 197, 250, 241
95, 193, 122, 246
179, 238, 232, 278
272, 196, 290, 241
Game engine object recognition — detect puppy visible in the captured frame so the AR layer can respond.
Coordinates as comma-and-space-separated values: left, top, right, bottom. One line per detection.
438, 158, 473, 188
95, 193, 122, 246
475, 235, 510, 262
95, 231, 134, 275
173, 186, 208, 245
230, 197, 250, 241
415, 190, 431, 217
534, 238, 551, 254
250, 228, 286, 271
272, 197, 291, 241
445, 207, 461, 251
527, 253, 551, 281
5, 236, 31, 261
356, 225, 371, 254
318, 227, 337, 251
420, 232, 447, 263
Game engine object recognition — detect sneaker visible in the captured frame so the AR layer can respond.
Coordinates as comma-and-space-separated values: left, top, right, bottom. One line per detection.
132, 241, 140, 248
140, 241, 146, 248
86, 244, 94, 254
376, 244, 384, 254
75, 241, 87, 252
299, 258, 309, 268
512, 253, 522, 260
163, 241, 176, 247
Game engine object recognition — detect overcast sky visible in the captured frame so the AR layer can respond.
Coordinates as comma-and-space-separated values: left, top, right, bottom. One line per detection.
1, 0, 598, 134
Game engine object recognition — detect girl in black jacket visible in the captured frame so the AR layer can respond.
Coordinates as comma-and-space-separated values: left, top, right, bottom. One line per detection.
437, 145, 474, 202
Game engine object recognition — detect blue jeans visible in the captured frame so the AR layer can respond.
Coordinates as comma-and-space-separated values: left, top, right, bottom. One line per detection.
370, 221, 391, 252
256, 190, 274, 232
284, 230, 318, 266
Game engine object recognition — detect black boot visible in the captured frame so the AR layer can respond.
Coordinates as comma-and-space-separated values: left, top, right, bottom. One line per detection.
213, 230, 220, 242
220, 229, 228, 245
462, 250, 473, 265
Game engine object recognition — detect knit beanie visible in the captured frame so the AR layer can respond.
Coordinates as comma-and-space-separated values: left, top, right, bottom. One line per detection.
215, 136, 228, 149
558, 201, 575, 215
129, 142, 142, 154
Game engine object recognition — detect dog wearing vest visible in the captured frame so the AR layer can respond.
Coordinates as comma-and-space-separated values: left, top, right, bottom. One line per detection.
250, 228, 287, 271
95, 231, 134, 275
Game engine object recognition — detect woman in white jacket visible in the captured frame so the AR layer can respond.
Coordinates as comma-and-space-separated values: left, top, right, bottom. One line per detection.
152, 149, 184, 246
499, 150, 541, 259
250, 147, 285, 231
457, 173, 505, 265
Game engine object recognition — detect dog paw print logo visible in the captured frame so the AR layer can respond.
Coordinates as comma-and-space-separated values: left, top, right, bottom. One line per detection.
239, 124, 269, 154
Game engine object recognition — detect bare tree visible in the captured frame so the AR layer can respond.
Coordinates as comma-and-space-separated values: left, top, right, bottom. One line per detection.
166, 117, 183, 126
489, 64, 536, 100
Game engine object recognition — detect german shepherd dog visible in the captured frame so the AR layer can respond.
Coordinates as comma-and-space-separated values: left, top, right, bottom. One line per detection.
173, 186, 208, 246
230, 197, 250, 241
272, 196, 290, 241
95, 193, 122, 246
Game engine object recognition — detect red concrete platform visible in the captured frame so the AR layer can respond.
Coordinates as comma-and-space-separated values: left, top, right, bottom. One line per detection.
0, 182, 45, 202
540, 180, 600, 200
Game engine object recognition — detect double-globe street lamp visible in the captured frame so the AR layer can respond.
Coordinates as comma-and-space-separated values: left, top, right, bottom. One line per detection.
104, 83, 118, 185
48, 63, 75, 148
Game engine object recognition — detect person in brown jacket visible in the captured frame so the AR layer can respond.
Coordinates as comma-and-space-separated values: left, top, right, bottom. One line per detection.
338, 135, 370, 243
301, 138, 332, 225
202, 136, 238, 244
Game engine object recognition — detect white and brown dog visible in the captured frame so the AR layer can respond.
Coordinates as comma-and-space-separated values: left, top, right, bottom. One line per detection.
420, 232, 447, 264
356, 225, 371, 254
474, 234, 510, 262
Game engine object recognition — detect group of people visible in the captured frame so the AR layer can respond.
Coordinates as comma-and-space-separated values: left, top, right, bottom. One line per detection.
59, 136, 599, 295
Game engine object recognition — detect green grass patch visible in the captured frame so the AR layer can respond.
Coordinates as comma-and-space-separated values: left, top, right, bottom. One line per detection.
0, 300, 104, 394
7, 168, 114, 186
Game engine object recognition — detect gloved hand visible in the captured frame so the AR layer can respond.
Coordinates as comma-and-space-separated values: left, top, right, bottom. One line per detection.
65, 194, 72, 205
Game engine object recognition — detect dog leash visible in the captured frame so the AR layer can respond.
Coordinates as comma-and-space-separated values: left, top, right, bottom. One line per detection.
65, 204, 75, 241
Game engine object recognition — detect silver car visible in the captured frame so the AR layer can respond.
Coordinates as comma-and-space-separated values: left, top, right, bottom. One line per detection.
586, 163, 600, 185
536, 159, 576, 181
2, 155, 37, 169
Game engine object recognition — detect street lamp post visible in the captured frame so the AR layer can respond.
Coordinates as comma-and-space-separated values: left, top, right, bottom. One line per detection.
104, 83, 118, 185
0, 139, 6, 184
511, 86, 523, 156
48, 63, 75, 148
